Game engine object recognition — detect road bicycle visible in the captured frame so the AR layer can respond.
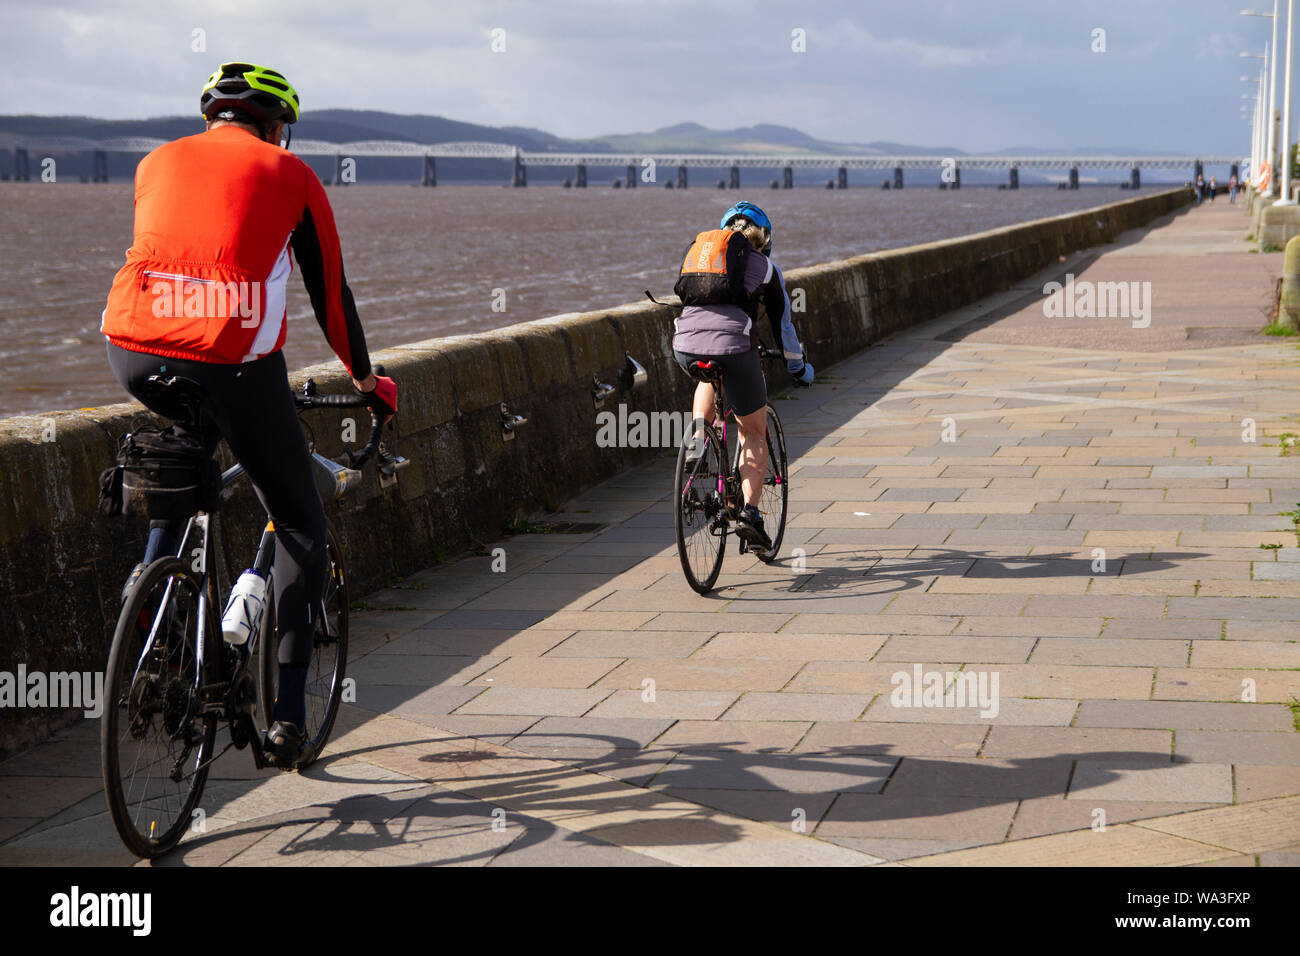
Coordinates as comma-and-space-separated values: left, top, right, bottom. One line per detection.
673, 345, 790, 594
100, 371, 406, 858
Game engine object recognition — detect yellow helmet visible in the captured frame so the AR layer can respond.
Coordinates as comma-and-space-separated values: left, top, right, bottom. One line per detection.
200, 62, 299, 125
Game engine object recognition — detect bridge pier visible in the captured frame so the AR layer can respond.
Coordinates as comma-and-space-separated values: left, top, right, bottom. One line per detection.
13, 147, 30, 182
512, 152, 526, 187
677, 165, 688, 189
1230, 163, 1239, 182
1129, 167, 1140, 190
952, 166, 960, 190
782, 166, 792, 189
1008, 167, 1019, 190
92, 149, 108, 182
422, 155, 436, 187
625, 164, 636, 188
893, 166, 903, 189
576, 164, 586, 188
1194, 159, 1203, 183
332, 154, 346, 186
728, 165, 740, 189
1068, 166, 1079, 190
836, 166, 848, 189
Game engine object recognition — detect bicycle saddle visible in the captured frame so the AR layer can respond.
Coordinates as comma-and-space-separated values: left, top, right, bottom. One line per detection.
138, 373, 208, 425
687, 360, 726, 383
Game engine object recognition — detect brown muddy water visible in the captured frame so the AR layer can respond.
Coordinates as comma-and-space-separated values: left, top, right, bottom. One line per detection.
0, 182, 1157, 417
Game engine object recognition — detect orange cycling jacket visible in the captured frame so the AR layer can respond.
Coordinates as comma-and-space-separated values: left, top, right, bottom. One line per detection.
101, 125, 371, 379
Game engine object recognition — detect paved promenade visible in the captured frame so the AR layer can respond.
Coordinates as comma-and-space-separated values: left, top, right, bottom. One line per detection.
3, 198, 1299, 866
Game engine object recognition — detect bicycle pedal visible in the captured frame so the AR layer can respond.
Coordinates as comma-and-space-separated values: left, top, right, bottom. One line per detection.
230, 712, 255, 750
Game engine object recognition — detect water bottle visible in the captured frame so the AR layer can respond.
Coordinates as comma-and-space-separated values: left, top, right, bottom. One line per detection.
221, 569, 267, 645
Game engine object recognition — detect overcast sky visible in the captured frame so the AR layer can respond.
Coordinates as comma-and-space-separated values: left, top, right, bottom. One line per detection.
0, 0, 1281, 155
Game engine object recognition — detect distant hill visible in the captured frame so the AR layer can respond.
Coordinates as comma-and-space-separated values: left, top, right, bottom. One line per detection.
0, 112, 1199, 184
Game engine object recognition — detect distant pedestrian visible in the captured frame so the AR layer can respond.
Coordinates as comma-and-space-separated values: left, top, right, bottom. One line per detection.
1195, 175, 1205, 204
1208, 176, 1217, 202
1229, 172, 1239, 203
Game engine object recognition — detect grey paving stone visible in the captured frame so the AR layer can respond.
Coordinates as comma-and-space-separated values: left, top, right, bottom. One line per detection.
510, 716, 675, 750
1102, 619, 1222, 640
1167, 597, 1300, 620
1174, 731, 1300, 766
587, 690, 739, 721
722, 692, 872, 722
452, 687, 612, 717
877, 487, 968, 501
545, 630, 712, 658
422, 609, 551, 630
1010, 796, 1216, 840
815, 793, 1017, 843
1068, 760, 1233, 803
860, 696, 1077, 727
649, 752, 896, 793
346, 654, 501, 686
348, 683, 487, 717
796, 722, 987, 757
982, 726, 1172, 760
884, 755, 1074, 799
1023, 595, 1166, 618
878, 635, 1036, 663
1029, 637, 1190, 666
1076, 700, 1293, 732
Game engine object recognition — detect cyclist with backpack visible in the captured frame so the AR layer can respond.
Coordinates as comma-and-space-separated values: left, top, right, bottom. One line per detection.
672, 201, 814, 554
100, 62, 396, 768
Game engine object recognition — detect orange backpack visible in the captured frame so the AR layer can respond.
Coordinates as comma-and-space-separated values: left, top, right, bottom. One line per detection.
673, 229, 753, 311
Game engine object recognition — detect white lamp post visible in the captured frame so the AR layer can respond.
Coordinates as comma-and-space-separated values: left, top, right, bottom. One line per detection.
1243, 3, 1280, 193
1244, 50, 1269, 189
1278, 0, 1297, 204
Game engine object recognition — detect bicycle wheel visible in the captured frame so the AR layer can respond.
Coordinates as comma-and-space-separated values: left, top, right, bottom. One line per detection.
259, 520, 349, 765
102, 556, 217, 858
755, 405, 789, 563
674, 420, 728, 593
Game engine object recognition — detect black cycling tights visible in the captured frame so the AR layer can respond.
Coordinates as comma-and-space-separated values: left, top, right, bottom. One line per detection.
108, 343, 325, 724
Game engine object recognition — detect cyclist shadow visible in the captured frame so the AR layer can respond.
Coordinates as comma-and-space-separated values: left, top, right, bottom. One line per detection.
267, 731, 1174, 860
751, 547, 1194, 597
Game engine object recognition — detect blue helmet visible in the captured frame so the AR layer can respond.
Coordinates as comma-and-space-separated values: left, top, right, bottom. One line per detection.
720, 201, 772, 253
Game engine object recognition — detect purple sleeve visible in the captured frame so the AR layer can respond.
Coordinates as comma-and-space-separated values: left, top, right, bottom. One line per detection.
743, 251, 774, 293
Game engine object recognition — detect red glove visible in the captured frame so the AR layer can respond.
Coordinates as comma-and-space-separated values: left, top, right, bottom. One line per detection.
365, 375, 397, 420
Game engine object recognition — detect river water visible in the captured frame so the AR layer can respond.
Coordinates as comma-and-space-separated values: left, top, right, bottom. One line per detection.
0, 182, 1159, 417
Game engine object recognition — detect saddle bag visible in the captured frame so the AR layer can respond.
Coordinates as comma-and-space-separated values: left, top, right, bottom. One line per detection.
98, 425, 221, 521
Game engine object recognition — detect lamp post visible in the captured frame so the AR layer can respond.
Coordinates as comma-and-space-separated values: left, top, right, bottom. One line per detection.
1244, 50, 1269, 190
1243, 3, 1280, 194
1244, 76, 1262, 178
1278, 0, 1296, 204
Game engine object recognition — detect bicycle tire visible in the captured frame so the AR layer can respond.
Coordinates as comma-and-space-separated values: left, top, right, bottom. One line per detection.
756, 405, 789, 563
259, 520, 349, 765
674, 420, 728, 594
101, 556, 217, 858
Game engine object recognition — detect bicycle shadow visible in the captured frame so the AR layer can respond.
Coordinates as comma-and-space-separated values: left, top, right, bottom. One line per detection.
740, 547, 1198, 598
164, 728, 1183, 864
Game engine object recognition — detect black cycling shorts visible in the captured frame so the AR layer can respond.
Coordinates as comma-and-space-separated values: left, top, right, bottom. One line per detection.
674, 348, 767, 418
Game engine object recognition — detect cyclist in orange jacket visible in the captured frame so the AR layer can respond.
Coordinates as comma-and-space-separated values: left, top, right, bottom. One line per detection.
101, 62, 396, 767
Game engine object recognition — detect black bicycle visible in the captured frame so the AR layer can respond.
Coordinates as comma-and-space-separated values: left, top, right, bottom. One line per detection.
673, 345, 790, 594
101, 372, 406, 858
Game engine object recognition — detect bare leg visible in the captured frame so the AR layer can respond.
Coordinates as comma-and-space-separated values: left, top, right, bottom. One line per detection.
736, 407, 769, 508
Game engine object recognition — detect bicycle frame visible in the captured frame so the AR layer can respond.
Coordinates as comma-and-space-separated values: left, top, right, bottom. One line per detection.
688, 375, 765, 524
